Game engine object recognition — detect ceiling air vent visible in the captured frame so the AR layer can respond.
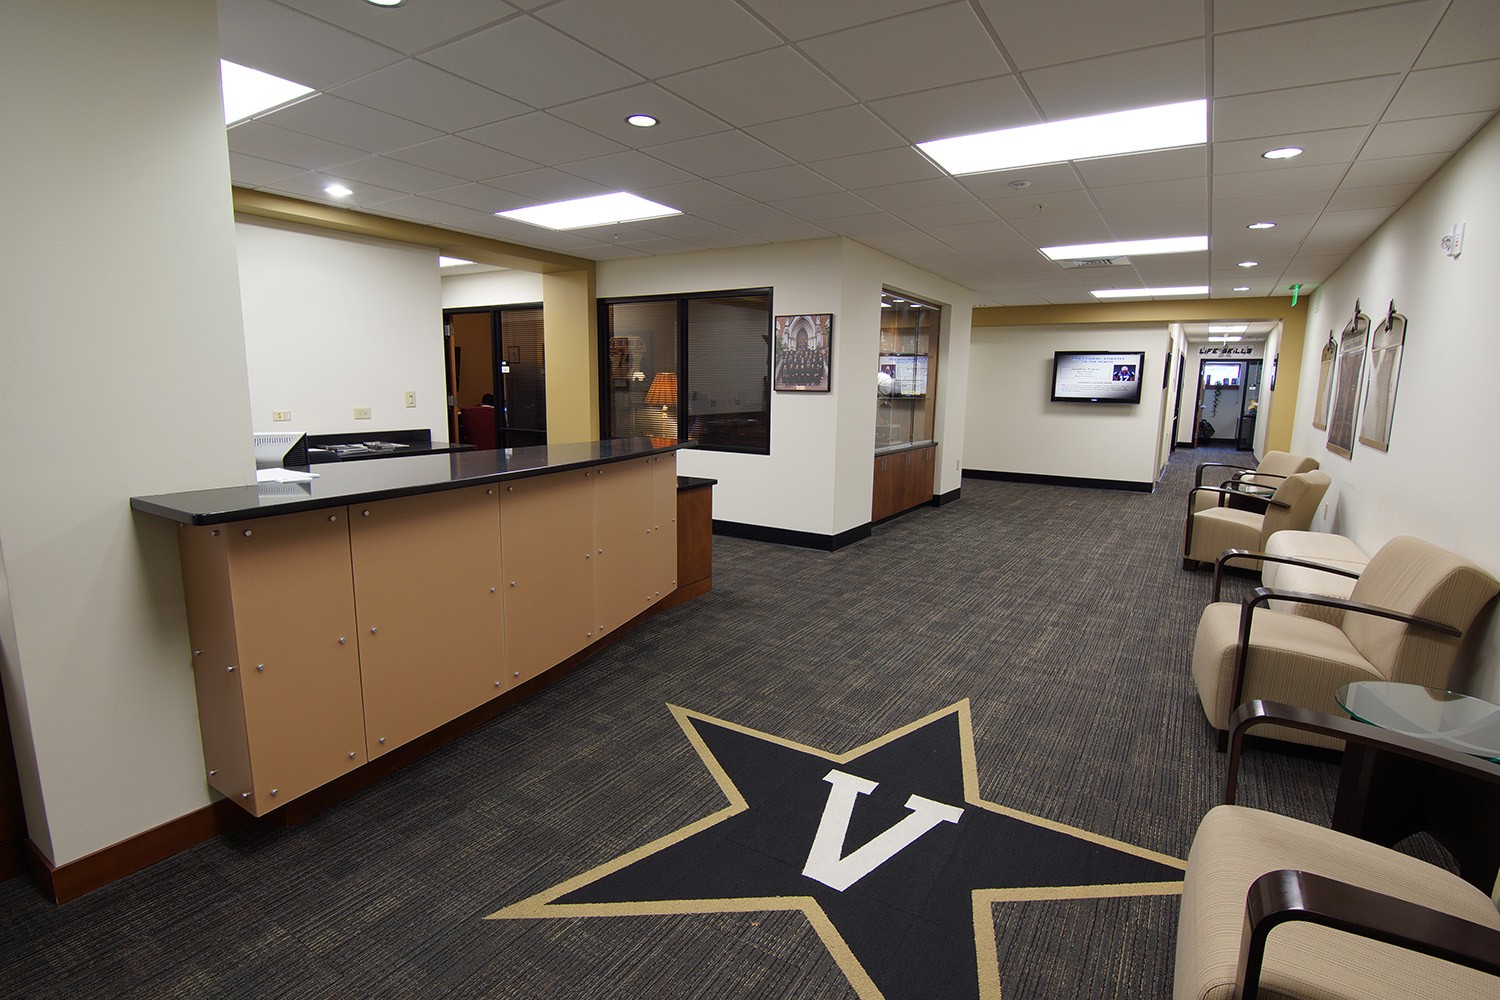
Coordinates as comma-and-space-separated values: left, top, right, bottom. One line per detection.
1058, 255, 1130, 268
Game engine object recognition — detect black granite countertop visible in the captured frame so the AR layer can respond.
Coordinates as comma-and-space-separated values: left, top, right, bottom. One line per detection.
132, 438, 695, 526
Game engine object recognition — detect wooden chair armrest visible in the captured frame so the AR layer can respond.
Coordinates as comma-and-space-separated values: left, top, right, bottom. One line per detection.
1188, 485, 1291, 515
1195, 461, 1255, 488
1224, 701, 1500, 804
1226, 592, 1461, 717
1211, 550, 1362, 602
1235, 869, 1500, 1000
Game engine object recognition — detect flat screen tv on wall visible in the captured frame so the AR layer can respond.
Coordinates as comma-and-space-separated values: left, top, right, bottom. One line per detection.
1050, 351, 1146, 404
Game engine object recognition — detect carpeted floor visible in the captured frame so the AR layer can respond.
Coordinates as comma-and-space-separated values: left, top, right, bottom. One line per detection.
0, 446, 1359, 999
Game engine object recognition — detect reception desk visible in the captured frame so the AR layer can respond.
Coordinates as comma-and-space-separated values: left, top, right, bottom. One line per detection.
132, 438, 704, 817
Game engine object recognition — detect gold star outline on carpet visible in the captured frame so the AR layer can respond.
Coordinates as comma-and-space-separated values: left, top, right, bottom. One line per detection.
487, 701, 1184, 1000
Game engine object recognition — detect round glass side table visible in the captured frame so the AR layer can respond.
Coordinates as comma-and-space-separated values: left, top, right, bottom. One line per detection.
1335, 680, 1500, 763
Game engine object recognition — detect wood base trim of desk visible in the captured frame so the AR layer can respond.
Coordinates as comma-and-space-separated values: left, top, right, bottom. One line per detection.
24, 581, 708, 903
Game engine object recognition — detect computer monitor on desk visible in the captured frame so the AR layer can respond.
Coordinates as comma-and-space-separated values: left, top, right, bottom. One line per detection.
253, 432, 308, 469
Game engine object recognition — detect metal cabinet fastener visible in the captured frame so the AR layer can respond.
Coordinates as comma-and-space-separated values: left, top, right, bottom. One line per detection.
513, 671, 519, 678
362, 510, 370, 517
378, 737, 386, 744
226, 665, 237, 672
255, 664, 264, 672
270, 789, 278, 797
194, 649, 202, 657
370, 627, 378, 634
243, 530, 252, 537
208, 769, 218, 776
240, 792, 249, 799
349, 752, 356, 759
338, 637, 345, 644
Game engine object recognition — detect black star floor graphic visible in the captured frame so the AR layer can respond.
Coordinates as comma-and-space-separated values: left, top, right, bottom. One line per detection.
489, 701, 1184, 999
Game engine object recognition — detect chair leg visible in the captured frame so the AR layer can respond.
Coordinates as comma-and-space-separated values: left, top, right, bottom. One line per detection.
1215, 728, 1228, 752
1183, 558, 1199, 571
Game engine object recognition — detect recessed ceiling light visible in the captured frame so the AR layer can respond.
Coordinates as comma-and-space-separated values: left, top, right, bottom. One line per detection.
1237, 260, 1259, 268
324, 183, 353, 198
1211, 334, 1244, 342
438, 256, 473, 268
364, 0, 405, 6
1262, 147, 1303, 160
626, 114, 658, 128
1234, 286, 1250, 291
1041, 235, 1207, 260
1247, 222, 1277, 229
497, 192, 681, 230
1091, 286, 1209, 299
220, 60, 314, 126
917, 99, 1206, 175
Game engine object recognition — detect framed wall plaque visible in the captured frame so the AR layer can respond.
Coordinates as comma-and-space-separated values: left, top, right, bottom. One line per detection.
1358, 302, 1407, 452
772, 313, 832, 392
1326, 304, 1369, 459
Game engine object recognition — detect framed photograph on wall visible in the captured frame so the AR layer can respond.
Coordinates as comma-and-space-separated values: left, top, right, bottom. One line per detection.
1358, 303, 1407, 452
1312, 333, 1335, 430
772, 313, 832, 392
1326, 304, 1369, 459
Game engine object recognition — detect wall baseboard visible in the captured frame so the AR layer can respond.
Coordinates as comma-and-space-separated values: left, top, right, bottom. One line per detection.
934, 487, 962, 506
22, 582, 707, 905
962, 469, 1154, 493
713, 519, 871, 552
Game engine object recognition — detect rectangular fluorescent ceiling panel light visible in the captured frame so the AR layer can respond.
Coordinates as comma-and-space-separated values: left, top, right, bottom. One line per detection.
1091, 286, 1209, 299
1209, 324, 1248, 334
221, 60, 314, 125
497, 193, 680, 230
917, 99, 1206, 175
1042, 236, 1207, 260
438, 256, 473, 267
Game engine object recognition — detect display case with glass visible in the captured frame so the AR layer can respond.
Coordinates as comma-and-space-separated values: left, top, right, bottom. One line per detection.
875, 292, 939, 449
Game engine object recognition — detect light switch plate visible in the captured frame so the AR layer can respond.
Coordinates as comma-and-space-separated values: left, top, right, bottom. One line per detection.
354, 407, 371, 420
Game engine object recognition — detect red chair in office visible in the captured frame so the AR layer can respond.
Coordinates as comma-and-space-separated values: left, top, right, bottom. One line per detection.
458, 405, 498, 450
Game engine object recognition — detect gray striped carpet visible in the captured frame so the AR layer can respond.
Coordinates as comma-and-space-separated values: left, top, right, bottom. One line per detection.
0, 447, 1373, 999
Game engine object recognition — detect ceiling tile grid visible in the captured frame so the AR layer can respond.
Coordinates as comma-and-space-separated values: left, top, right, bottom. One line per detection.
217, 0, 1500, 306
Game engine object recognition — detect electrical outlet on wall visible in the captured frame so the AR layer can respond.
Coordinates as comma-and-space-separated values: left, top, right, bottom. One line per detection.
354, 407, 372, 420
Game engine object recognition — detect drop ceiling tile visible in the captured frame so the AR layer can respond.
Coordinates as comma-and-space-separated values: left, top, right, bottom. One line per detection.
483, 169, 614, 204
1325, 182, 1419, 211
1210, 127, 1368, 173
462, 113, 626, 164
697, 203, 832, 242
1212, 76, 1401, 141
659, 48, 853, 127
819, 213, 915, 237
1091, 176, 1208, 210
1024, 40, 1206, 120
860, 232, 947, 253
632, 180, 756, 213
535, 0, 781, 77
425, 181, 529, 213
867, 75, 1035, 143
643, 131, 791, 177
810, 147, 947, 189
893, 200, 996, 229
423, 18, 643, 108
630, 213, 755, 241
388, 137, 538, 182
746, 106, 907, 162
798, 4, 1010, 102
226, 121, 370, 171
263, 173, 408, 208
1211, 212, 1319, 240
1102, 203, 1210, 235
558, 150, 699, 190
1213, 190, 1335, 217
1132, 257, 1210, 281
271, 0, 518, 53
960, 162, 1084, 200
1342, 151, 1448, 187
978, 0, 1202, 70
262, 93, 443, 154
1214, 2, 1443, 97
327, 154, 466, 193
607, 236, 708, 255
1214, 162, 1347, 199
1414, 0, 1500, 69
980, 189, 1097, 220
1360, 111, 1492, 158
1075, 146, 1208, 187
549, 84, 734, 146
1004, 211, 1115, 245
738, 0, 951, 41
571, 243, 653, 260
1310, 206, 1400, 237
857, 177, 974, 211
1213, 0, 1410, 33
360, 194, 482, 226
766, 191, 881, 221
216, 0, 403, 91
330, 60, 530, 135
1384, 60, 1500, 121
717, 164, 843, 201
227, 152, 305, 187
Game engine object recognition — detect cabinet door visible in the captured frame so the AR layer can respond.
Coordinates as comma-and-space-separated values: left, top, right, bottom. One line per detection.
500, 470, 595, 686
209, 510, 364, 815
649, 453, 678, 603
349, 486, 503, 759
873, 455, 896, 521
593, 459, 655, 633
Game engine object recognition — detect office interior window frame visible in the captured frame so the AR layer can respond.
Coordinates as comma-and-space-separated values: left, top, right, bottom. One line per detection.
443, 301, 547, 450
598, 287, 772, 456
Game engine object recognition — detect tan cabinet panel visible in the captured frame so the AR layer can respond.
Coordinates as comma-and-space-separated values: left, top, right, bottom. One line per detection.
593, 459, 654, 632
188, 510, 365, 816
349, 486, 503, 759
650, 453, 678, 602
499, 470, 594, 686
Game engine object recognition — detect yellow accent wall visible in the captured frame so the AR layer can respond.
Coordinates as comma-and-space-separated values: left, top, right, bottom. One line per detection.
543, 269, 600, 444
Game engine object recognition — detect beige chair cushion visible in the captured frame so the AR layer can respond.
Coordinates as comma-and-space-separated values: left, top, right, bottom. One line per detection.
1175, 805, 1500, 1000
1262, 531, 1369, 589
1267, 565, 1359, 625
1191, 603, 1382, 744
1186, 471, 1331, 569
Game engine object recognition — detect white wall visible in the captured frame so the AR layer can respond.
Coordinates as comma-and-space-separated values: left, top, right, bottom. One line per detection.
0, 0, 253, 865
1291, 112, 1500, 699
441, 269, 544, 308
964, 324, 1171, 486
598, 238, 973, 538
237, 221, 450, 437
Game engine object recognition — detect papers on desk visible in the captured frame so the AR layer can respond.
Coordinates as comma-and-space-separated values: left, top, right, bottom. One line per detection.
256, 468, 319, 484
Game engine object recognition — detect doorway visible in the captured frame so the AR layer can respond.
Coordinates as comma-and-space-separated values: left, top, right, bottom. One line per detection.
1197, 360, 1244, 446
443, 304, 547, 450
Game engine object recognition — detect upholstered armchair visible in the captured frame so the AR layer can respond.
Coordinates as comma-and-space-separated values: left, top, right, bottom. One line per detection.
1191, 451, 1320, 515
1175, 701, 1500, 1000
1183, 470, 1330, 571
1192, 535, 1500, 748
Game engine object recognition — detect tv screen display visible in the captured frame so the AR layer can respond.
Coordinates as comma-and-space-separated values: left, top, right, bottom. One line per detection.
1202, 362, 1241, 387
1050, 351, 1146, 404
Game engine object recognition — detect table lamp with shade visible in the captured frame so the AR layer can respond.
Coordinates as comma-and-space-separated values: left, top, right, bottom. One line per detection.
645, 371, 677, 436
